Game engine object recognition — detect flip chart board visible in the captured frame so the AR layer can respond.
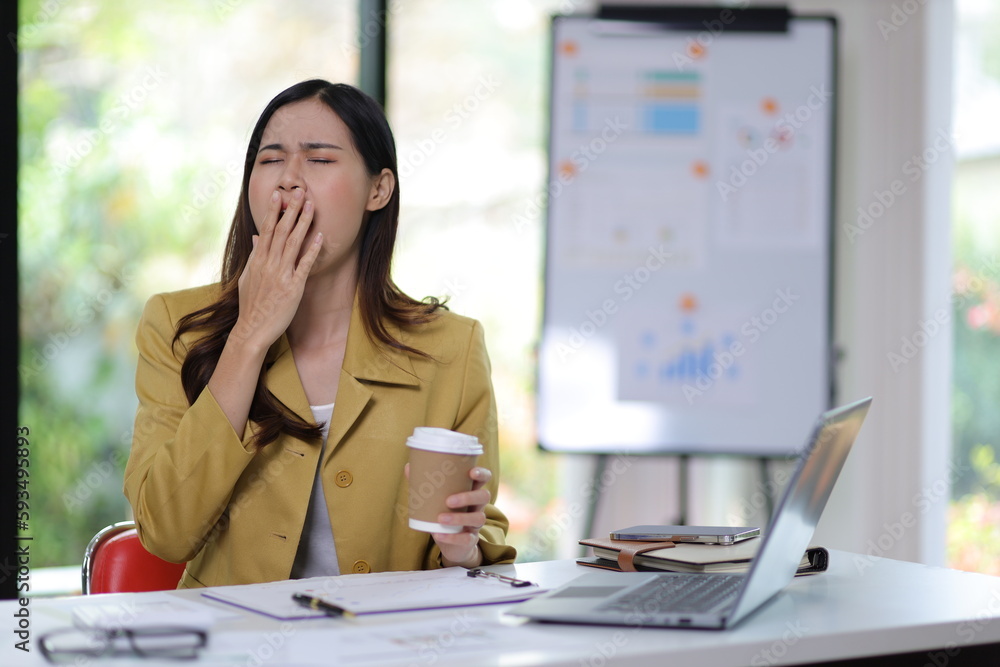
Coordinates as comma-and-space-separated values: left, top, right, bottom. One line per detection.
537, 10, 836, 455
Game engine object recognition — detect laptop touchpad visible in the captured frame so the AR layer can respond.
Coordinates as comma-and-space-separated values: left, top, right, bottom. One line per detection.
550, 586, 627, 598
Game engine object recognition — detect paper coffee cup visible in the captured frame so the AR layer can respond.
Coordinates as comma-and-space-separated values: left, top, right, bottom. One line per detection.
406, 427, 483, 534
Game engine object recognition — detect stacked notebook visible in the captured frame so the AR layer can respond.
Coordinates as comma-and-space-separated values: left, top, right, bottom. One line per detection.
577, 536, 828, 576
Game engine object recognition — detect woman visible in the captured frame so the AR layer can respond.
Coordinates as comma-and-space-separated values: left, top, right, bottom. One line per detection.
124, 80, 516, 588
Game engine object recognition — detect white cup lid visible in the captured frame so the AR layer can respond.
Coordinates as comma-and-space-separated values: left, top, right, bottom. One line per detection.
406, 427, 483, 455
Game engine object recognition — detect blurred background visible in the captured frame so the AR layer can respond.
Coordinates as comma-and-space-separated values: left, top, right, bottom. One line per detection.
16, 0, 1000, 587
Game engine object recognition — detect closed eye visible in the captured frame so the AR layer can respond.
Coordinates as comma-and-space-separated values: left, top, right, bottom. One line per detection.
309, 159, 334, 164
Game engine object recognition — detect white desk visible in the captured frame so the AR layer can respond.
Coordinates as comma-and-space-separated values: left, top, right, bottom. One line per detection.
5, 550, 1000, 666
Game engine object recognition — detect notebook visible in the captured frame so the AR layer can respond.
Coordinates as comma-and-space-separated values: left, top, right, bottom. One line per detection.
577, 537, 829, 576
509, 397, 872, 630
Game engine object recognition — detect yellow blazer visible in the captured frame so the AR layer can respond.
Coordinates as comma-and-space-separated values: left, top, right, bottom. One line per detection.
124, 284, 515, 588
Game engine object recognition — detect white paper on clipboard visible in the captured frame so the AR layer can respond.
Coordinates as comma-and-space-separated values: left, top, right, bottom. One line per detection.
202, 567, 546, 620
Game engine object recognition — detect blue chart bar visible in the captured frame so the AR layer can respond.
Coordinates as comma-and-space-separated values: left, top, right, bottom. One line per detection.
643, 104, 699, 134
657, 336, 740, 382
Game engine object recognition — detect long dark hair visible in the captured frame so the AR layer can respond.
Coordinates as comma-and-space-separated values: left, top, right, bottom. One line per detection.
174, 80, 444, 448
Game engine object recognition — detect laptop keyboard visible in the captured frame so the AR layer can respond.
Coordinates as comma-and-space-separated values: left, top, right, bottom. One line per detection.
596, 574, 745, 615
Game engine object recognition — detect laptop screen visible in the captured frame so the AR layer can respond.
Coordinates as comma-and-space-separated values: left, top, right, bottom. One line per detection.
727, 397, 872, 626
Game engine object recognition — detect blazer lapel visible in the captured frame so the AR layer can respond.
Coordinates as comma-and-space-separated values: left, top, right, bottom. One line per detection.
263, 295, 421, 453
328, 297, 420, 453
341, 302, 420, 387
264, 334, 312, 424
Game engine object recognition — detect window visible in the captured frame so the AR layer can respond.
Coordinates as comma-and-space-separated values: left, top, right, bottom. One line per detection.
387, 0, 571, 560
948, 0, 1000, 575
19, 0, 357, 567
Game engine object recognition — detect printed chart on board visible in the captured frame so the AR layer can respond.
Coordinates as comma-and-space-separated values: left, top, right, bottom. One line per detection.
538, 15, 836, 455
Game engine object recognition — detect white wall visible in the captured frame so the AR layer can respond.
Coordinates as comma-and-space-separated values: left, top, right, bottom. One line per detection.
562, 0, 954, 566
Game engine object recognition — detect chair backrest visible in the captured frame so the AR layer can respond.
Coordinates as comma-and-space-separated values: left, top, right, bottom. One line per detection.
82, 521, 187, 594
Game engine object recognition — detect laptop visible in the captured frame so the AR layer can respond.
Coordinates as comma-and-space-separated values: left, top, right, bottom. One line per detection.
510, 397, 872, 630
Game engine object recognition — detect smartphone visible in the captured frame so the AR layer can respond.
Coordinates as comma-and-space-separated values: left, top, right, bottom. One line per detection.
609, 525, 760, 545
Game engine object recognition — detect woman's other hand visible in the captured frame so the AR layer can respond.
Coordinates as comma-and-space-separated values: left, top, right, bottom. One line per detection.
403, 463, 490, 569
433, 466, 491, 568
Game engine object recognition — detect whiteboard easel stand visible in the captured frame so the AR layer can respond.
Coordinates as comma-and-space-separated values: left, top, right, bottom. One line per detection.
579, 452, 777, 550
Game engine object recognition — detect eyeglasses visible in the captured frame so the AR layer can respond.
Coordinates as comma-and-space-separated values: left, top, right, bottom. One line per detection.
467, 568, 534, 587
39, 626, 207, 663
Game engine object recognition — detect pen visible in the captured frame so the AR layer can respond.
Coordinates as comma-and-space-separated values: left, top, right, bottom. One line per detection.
292, 593, 354, 618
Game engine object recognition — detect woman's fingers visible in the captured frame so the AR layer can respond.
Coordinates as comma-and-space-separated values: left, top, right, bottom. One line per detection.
426, 466, 490, 567
250, 189, 315, 278
469, 467, 491, 494
437, 467, 492, 532
254, 190, 283, 256
445, 486, 491, 512
267, 189, 305, 262
282, 198, 314, 264
294, 230, 323, 280
234, 189, 318, 349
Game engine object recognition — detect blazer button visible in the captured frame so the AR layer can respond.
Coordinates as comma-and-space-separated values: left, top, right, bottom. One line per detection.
352, 560, 370, 573
335, 470, 353, 488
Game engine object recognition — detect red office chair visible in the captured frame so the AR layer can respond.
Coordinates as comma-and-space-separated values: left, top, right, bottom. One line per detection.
82, 521, 187, 594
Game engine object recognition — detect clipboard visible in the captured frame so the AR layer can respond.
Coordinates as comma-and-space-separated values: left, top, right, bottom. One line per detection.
202, 567, 546, 620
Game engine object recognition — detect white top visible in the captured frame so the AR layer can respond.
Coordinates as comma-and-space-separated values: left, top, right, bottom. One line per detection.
289, 402, 340, 579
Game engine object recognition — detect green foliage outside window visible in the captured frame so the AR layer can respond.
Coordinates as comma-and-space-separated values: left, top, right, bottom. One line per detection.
949, 167, 1000, 575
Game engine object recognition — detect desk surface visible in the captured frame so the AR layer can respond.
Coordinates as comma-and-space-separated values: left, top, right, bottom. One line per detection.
5, 550, 1000, 666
